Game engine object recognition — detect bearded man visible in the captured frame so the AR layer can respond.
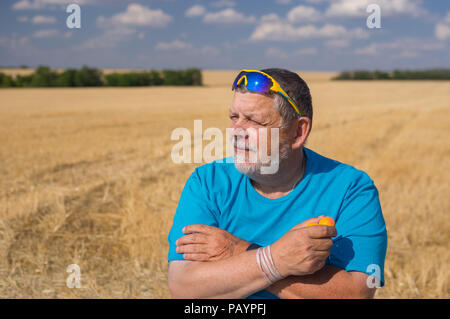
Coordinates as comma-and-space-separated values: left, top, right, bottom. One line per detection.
167, 68, 387, 299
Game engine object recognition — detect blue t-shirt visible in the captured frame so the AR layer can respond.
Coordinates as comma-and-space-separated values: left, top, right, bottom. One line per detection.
168, 147, 387, 299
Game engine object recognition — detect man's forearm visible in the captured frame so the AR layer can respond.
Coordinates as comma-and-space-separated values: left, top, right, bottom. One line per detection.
168, 250, 270, 299
266, 266, 374, 299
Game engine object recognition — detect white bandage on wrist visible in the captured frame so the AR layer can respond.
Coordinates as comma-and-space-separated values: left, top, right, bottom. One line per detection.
256, 245, 285, 284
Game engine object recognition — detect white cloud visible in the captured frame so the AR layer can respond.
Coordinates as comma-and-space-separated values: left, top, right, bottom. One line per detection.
32, 28, 60, 38
355, 38, 446, 57
97, 4, 172, 28
260, 13, 281, 23
12, 0, 38, 10
435, 12, 450, 40
250, 22, 368, 42
275, 0, 292, 4
354, 44, 377, 55
155, 40, 193, 51
210, 0, 236, 8
265, 47, 288, 59
261, 6, 322, 26
199, 45, 220, 56
435, 23, 450, 40
203, 8, 256, 24
32, 15, 57, 24
325, 0, 427, 18
77, 27, 136, 50
78, 4, 171, 50
12, 0, 93, 10
185, 5, 206, 18
295, 47, 318, 55
325, 39, 350, 47
0, 35, 30, 48
287, 5, 322, 23
154, 40, 220, 56
265, 46, 317, 59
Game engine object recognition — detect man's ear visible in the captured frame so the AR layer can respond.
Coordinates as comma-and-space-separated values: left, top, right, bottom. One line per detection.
291, 117, 311, 149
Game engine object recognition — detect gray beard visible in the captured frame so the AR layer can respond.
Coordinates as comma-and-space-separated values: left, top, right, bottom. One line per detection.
233, 140, 291, 177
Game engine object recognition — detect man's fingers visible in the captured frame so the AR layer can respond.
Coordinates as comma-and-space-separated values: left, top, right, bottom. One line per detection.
313, 258, 328, 271
183, 253, 209, 261
308, 225, 337, 239
315, 250, 331, 260
183, 224, 216, 234
311, 238, 334, 251
176, 233, 208, 246
176, 244, 206, 254
293, 216, 326, 230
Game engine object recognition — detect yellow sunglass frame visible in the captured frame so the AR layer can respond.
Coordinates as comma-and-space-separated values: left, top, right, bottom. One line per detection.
234, 69, 301, 117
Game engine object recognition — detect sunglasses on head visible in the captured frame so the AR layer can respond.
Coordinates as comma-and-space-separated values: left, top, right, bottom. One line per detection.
231, 69, 301, 117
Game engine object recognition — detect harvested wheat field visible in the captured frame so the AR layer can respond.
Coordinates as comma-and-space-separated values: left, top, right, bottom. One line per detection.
0, 71, 449, 298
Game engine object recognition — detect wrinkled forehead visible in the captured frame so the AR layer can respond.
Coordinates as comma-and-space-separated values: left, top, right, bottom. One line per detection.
230, 91, 278, 119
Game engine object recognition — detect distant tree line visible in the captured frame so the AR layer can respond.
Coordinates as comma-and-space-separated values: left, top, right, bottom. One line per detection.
333, 69, 450, 80
0, 65, 203, 87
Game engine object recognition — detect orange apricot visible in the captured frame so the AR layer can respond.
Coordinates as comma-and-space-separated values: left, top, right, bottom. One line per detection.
306, 222, 319, 227
318, 217, 335, 227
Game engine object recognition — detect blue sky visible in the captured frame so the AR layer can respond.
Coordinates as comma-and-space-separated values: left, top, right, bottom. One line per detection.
0, 0, 449, 71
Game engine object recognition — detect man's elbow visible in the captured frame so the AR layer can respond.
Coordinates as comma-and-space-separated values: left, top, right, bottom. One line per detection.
168, 276, 188, 299
352, 286, 376, 299
168, 270, 195, 299
168, 261, 200, 299
362, 287, 376, 299
348, 271, 377, 299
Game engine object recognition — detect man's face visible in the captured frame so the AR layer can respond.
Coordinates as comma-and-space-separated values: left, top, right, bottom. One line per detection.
229, 91, 292, 176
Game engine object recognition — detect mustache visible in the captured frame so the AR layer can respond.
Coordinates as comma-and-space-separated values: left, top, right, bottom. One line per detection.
231, 135, 258, 152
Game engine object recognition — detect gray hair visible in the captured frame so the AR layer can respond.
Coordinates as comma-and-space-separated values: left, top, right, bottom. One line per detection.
234, 85, 296, 129
233, 68, 313, 132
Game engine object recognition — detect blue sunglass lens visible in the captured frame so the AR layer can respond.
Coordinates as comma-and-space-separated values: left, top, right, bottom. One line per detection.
232, 71, 272, 93
245, 72, 272, 93
232, 71, 245, 89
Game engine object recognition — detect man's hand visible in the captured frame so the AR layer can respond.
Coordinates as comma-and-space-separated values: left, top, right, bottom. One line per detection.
270, 216, 337, 277
176, 224, 251, 261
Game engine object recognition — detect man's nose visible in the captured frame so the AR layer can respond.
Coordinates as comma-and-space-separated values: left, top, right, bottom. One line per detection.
231, 122, 248, 136
231, 118, 248, 130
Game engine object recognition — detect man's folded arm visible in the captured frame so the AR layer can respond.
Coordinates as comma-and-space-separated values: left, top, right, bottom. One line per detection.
225, 241, 375, 299
252, 172, 386, 299
168, 169, 270, 298
266, 266, 375, 299
168, 251, 270, 299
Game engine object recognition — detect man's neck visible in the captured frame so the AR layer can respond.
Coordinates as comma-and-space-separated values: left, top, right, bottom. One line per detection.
250, 148, 306, 199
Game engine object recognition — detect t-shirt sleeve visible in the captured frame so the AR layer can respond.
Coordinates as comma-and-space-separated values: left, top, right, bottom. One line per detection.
327, 171, 388, 286
167, 168, 219, 261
